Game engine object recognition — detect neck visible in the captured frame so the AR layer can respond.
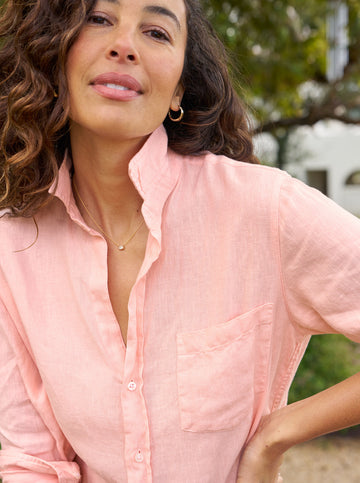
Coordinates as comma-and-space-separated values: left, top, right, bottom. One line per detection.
70, 129, 148, 240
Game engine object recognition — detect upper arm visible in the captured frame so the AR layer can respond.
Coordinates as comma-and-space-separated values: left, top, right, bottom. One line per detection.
278, 176, 360, 341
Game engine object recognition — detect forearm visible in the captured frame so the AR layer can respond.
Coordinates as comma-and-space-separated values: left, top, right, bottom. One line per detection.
259, 371, 360, 456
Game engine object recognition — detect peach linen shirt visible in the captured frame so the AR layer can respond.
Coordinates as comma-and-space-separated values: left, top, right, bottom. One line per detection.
1, 125, 360, 483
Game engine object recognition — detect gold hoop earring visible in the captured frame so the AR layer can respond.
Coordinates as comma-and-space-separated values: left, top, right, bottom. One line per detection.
168, 106, 184, 122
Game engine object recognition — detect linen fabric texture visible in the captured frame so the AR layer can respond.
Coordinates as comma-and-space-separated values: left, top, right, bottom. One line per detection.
0, 126, 360, 482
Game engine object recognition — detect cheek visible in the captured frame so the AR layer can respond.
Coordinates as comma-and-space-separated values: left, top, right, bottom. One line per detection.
65, 52, 80, 95
65, 50, 86, 122
65, 36, 92, 86
151, 60, 184, 100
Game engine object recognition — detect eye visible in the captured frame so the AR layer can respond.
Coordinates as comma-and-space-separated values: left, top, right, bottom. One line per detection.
145, 28, 171, 42
86, 12, 112, 26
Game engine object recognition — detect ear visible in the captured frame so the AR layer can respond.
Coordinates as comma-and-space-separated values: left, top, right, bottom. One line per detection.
170, 83, 185, 111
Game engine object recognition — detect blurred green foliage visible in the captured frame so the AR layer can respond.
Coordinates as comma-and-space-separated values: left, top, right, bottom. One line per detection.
205, 0, 360, 134
289, 334, 360, 405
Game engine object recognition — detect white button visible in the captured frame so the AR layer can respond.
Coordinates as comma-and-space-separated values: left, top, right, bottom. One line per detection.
135, 450, 144, 463
127, 380, 137, 391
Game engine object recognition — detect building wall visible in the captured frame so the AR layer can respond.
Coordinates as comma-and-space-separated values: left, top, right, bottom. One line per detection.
255, 121, 360, 216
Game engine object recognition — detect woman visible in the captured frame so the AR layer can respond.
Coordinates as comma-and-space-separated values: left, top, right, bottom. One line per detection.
0, 0, 359, 482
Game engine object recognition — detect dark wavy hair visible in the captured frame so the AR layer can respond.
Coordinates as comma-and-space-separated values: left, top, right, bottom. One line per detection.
0, 0, 258, 217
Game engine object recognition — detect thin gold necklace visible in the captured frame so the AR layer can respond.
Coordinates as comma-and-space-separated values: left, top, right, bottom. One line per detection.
73, 180, 145, 251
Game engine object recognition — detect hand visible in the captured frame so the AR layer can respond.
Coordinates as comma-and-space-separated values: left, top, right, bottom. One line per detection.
236, 427, 285, 483
236, 371, 360, 482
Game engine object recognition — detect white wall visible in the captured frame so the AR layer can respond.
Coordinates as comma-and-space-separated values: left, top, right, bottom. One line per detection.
255, 121, 360, 215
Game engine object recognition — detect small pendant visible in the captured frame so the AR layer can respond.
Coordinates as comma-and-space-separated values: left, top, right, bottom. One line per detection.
118, 245, 125, 251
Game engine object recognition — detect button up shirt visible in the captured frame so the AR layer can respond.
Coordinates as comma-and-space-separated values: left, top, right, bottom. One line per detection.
1, 126, 360, 482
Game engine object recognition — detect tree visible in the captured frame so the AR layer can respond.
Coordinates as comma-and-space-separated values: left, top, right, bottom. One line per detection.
204, 0, 360, 139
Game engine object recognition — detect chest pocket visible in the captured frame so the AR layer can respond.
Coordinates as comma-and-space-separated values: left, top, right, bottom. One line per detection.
176, 303, 273, 432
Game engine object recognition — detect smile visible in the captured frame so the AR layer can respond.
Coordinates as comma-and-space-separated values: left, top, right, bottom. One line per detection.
91, 83, 141, 102
91, 73, 143, 92
90, 73, 143, 101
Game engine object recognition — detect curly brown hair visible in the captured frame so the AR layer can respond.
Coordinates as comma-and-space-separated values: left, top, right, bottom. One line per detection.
0, 0, 258, 217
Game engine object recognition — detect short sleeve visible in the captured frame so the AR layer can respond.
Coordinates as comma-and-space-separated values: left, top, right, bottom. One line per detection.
0, 300, 81, 482
278, 176, 360, 342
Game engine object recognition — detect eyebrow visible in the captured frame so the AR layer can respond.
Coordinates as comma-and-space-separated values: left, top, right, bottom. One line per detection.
143, 5, 181, 31
99, 1, 182, 31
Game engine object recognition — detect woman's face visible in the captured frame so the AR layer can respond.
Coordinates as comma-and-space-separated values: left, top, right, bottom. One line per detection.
66, 0, 187, 145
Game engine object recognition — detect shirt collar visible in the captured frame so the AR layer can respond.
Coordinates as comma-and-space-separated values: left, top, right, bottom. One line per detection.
51, 125, 182, 242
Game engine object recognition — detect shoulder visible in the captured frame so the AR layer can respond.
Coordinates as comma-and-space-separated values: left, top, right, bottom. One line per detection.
176, 149, 288, 179
171, 149, 290, 200
278, 173, 360, 238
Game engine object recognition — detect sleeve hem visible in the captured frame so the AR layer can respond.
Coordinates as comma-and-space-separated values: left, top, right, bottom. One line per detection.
0, 449, 81, 482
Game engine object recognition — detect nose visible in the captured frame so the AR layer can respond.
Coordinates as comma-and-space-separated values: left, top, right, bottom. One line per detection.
106, 27, 139, 64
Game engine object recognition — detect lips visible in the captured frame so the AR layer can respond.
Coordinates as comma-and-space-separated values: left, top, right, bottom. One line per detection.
91, 73, 142, 91
90, 73, 143, 101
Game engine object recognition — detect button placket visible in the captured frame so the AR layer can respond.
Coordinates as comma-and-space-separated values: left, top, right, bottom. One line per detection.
122, 271, 153, 480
